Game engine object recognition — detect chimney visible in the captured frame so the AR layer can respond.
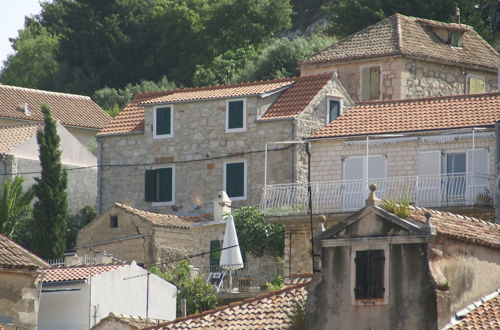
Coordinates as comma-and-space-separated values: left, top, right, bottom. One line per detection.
23, 103, 30, 116
213, 191, 231, 222
94, 251, 113, 264
455, 5, 461, 24
64, 253, 83, 266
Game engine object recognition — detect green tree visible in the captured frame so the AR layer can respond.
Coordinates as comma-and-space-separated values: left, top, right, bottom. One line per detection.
66, 205, 96, 251
232, 206, 284, 258
0, 176, 35, 241
31, 105, 68, 259
151, 260, 218, 316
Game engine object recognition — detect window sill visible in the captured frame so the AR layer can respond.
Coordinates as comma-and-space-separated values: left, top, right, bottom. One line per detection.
153, 133, 173, 139
225, 128, 246, 133
228, 196, 246, 201
152, 201, 174, 206
353, 298, 387, 306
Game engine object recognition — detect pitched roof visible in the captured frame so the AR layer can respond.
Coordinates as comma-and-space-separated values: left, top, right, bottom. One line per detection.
114, 203, 211, 229
91, 313, 162, 330
0, 123, 41, 154
0, 233, 49, 270
409, 207, 500, 250
145, 281, 309, 329
98, 73, 334, 136
41, 263, 127, 283
301, 14, 500, 70
0, 85, 111, 130
311, 92, 500, 138
260, 72, 333, 120
447, 289, 500, 329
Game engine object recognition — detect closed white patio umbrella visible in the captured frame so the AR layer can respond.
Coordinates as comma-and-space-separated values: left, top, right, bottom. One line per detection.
219, 214, 243, 291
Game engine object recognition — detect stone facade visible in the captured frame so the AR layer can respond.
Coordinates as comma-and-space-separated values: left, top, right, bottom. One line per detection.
97, 78, 351, 216
300, 56, 498, 102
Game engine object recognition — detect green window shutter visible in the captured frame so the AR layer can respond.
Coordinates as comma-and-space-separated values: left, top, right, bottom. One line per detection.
226, 162, 245, 197
328, 100, 340, 122
450, 31, 463, 47
209, 240, 221, 266
369, 67, 380, 100
156, 107, 171, 135
228, 100, 244, 129
361, 67, 371, 100
145, 170, 157, 202
469, 77, 485, 94
158, 168, 173, 202
368, 250, 385, 298
354, 251, 368, 299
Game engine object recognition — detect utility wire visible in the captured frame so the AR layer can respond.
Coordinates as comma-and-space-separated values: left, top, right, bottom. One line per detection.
0, 144, 294, 176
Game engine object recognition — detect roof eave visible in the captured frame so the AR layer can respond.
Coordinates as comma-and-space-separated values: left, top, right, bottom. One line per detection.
97, 130, 144, 138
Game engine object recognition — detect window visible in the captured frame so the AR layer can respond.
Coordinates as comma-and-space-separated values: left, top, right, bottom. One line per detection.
327, 99, 341, 123
110, 215, 118, 228
209, 240, 221, 265
224, 161, 246, 199
226, 99, 246, 132
354, 250, 385, 299
361, 66, 380, 101
154, 106, 173, 138
449, 30, 463, 47
145, 167, 174, 204
467, 76, 485, 94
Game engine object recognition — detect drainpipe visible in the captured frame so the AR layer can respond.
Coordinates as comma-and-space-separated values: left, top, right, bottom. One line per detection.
97, 138, 103, 215
495, 121, 500, 224
292, 118, 297, 183
305, 142, 314, 273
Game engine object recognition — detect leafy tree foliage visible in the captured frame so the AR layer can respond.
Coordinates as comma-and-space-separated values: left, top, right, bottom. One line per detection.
66, 205, 96, 251
324, 0, 500, 44
0, 176, 35, 241
151, 261, 218, 316
232, 206, 284, 258
31, 105, 68, 259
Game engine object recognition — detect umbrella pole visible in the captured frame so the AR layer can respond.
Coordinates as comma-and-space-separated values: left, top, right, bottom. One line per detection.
229, 270, 233, 291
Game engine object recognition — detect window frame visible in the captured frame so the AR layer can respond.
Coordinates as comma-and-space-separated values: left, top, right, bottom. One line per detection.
225, 99, 247, 133
326, 97, 342, 123
359, 64, 381, 101
351, 244, 389, 306
223, 159, 247, 200
145, 166, 176, 206
466, 74, 486, 94
448, 30, 464, 47
153, 105, 174, 139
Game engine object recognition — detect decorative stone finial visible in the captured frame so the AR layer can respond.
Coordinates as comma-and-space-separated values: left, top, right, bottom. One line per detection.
423, 211, 437, 236
319, 215, 326, 232
366, 184, 381, 206
424, 211, 431, 225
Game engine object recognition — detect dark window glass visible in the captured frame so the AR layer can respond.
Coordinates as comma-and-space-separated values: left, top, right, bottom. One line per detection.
228, 100, 244, 129
226, 162, 245, 197
156, 107, 171, 135
328, 100, 341, 122
145, 168, 173, 202
110, 215, 118, 228
209, 240, 221, 265
354, 250, 385, 299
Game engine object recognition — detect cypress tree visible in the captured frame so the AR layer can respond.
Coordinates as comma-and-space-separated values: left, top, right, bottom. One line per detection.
32, 104, 68, 259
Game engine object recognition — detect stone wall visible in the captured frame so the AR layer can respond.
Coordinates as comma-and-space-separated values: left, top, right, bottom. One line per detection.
402, 58, 498, 98
0, 271, 41, 330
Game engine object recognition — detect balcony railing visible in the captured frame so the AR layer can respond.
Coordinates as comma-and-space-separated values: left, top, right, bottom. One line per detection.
260, 174, 495, 217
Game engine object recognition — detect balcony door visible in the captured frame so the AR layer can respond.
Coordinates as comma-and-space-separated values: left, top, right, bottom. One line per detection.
343, 156, 386, 210
466, 149, 489, 204
417, 151, 442, 207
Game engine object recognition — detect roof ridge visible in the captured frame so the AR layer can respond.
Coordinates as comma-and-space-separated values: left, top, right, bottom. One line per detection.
145, 281, 311, 329
0, 84, 91, 100
113, 203, 193, 228
43, 262, 127, 270
0, 233, 49, 268
0, 122, 43, 129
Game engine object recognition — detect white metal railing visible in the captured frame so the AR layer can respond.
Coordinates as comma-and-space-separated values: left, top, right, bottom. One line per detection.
260, 174, 495, 216
198, 262, 284, 292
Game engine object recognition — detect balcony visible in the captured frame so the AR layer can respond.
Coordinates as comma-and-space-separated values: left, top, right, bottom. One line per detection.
260, 174, 495, 217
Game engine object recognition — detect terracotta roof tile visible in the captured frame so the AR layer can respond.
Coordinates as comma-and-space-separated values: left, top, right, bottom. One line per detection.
409, 207, 500, 249
0, 123, 41, 154
312, 92, 500, 138
98, 73, 333, 136
41, 263, 127, 282
145, 281, 309, 329
301, 14, 500, 70
0, 233, 49, 270
447, 289, 500, 329
260, 73, 333, 120
0, 85, 111, 129
115, 203, 211, 229
91, 313, 163, 329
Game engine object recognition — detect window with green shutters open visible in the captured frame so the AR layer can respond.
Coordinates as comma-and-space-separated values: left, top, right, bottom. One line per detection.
145, 167, 174, 204
354, 249, 385, 300
224, 161, 246, 200
154, 106, 173, 138
327, 99, 341, 123
361, 66, 380, 101
226, 99, 246, 132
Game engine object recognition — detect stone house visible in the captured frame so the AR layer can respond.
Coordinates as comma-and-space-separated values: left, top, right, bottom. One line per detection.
96, 72, 352, 215
299, 14, 500, 101
261, 92, 500, 276
0, 233, 49, 330
0, 122, 98, 213
38, 260, 177, 330
90, 313, 161, 330
0, 85, 110, 146
305, 186, 500, 330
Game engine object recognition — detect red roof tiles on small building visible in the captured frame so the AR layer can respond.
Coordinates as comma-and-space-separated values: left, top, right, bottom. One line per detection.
145, 281, 309, 329
0, 85, 111, 129
311, 92, 500, 138
0, 123, 41, 154
41, 263, 127, 283
301, 14, 500, 70
0, 233, 49, 270
447, 290, 500, 329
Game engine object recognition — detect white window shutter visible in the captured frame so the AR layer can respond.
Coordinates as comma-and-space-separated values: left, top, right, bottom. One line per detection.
417, 151, 442, 207
466, 149, 489, 203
